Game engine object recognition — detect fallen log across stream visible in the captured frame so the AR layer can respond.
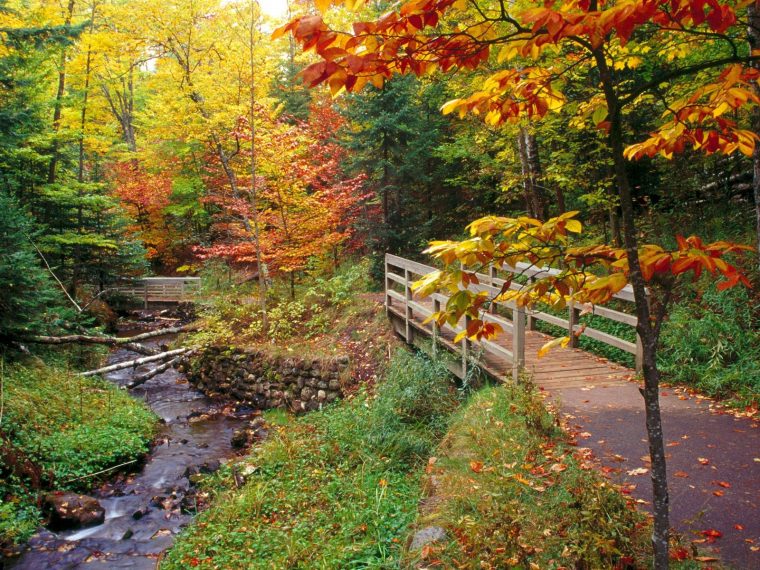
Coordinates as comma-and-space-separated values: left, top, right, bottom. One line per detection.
126, 350, 198, 389
25, 324, 199, 355
79, 348, 190, 377
22, 324, 201, 382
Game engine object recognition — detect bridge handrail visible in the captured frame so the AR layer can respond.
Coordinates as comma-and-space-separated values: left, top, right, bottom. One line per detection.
112, 277, 201, 307
385, 253, 642, 372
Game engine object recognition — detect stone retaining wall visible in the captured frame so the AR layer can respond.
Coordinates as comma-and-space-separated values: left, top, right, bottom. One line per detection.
181, 347, 348, 413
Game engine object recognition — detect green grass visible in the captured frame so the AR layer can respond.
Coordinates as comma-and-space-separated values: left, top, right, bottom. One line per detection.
163, 350, 459, 569
164, 349, 658, 569
0, 360, 157, 549
404, 382, 648, 569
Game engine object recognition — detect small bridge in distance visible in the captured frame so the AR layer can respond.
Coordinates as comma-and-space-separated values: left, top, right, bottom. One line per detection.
113, 277, 201, 308
385, 253, 641, 390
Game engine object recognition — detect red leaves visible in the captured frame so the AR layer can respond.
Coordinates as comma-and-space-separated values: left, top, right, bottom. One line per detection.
699, 528, 722, 543
670, 546, 690, 561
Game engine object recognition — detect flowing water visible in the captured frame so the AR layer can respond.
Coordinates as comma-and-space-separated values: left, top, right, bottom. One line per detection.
5, 322, 252, 569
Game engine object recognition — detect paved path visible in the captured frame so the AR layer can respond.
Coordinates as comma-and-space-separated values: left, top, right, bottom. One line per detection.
389, 291, 759, 567
549, 377, 759, 568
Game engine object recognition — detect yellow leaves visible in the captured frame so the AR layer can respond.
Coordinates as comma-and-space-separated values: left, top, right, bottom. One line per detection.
440, 99, 463, 116
537, 336, 571, 358
591, 105, 608, 127
411, 270, 443, 297
313, 0, 333, 14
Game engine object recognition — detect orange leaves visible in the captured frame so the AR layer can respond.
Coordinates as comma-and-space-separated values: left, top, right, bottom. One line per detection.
412, 211, 751, 360
440, 67, 566, 125
699, 528, 723, 543
625, 65, 760, 160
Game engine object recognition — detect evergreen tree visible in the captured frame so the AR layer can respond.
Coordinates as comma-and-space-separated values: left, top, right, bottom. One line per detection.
0, 190, 60, 342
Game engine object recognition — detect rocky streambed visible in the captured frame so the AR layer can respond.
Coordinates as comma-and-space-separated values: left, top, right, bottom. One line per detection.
4, 325, 260, 570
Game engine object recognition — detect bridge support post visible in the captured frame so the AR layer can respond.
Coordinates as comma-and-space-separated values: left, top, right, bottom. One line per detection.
512, 305, 526, 381
568, 299, 580, 348
462, 314, 471, 378
404, 268, 413, 343
384, 258, 391, 316
432, 298, 441, 358
143, 284, 148, 309
527, 277, 537, 330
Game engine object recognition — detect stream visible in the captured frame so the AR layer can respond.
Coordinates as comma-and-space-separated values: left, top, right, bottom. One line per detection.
5, 320, 253, 569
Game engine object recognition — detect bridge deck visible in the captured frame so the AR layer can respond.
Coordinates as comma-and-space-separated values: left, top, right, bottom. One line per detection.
387, 302, 635, 390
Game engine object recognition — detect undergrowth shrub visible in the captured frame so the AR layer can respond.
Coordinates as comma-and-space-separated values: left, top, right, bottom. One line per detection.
191, 260, 371, 346
660, 285, 760, 404
0, 361, 156, 549
366, 349, 460, 464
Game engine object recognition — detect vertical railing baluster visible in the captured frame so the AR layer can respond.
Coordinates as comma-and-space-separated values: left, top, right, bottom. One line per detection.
512, 304, 525, 381
432, 297, 441, 358
568, 297, 579, 348
404, 267, 413, 343
462, 313, 470, 379
489, 266, 497, 314
385, 255, 391, 316
527, 276, 537, 330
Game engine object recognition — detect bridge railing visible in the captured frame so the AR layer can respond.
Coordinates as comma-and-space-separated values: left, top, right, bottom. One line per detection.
113, 277, 201, 307
385, 253, 526, 380
385, 253, 642, 375
486, 260, 643, 370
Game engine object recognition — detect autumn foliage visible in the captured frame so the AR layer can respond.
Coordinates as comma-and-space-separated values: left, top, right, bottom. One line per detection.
195, 103, 373, 276
277, 0, 760, 161
412, 211, 752, 350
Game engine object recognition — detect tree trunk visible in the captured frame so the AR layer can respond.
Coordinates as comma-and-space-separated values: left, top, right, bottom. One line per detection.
594, 48, 670, 569
48, 0, 76, 184
609, 208, 623, 246
749, 3, 760, 268
79, 348, 189, 377
517, 126, 547, 218
248, 0, 268, 332
554, 186, 566, 215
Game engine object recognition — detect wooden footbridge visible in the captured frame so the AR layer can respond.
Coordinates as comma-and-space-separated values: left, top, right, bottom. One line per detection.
385, 254, 642, 389
113, 277, 201, 307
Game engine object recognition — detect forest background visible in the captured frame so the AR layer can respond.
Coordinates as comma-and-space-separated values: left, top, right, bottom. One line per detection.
1, 0, 758, 397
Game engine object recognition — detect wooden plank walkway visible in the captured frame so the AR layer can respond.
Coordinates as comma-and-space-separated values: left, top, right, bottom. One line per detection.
385, 253, 638, 389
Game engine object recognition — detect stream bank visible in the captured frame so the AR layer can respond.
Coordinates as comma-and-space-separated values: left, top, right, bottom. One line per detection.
4, 322, 254, 570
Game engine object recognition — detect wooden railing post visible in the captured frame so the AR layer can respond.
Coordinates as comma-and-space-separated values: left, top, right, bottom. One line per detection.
384, 256, 391, 316
527, 276, 537, 330
512, 305, 525, 381
143, 282, 148, 309
432, 297, 441, 358
404, 268, 413, 343
635, 334, 644, 372
462, 314, 470, 378
488, 266, 497, 314
568, 298, 579, 348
